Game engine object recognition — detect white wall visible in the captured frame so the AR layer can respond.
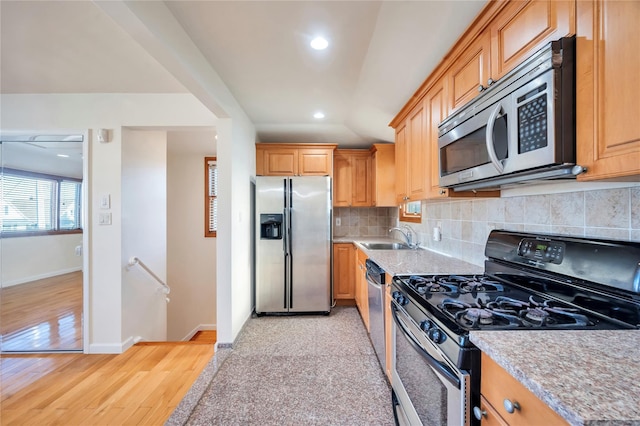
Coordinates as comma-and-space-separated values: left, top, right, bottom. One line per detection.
0, 93, 217, 353
166, 130, 217, 341
121, 129, 167, 343
1, 234, 82, 286
217, 115, 256, 344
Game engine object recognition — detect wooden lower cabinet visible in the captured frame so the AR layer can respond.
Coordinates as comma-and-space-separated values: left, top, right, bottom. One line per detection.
354, 247, 370, 332
479, 353, 568, 425
332, 243, 355, 300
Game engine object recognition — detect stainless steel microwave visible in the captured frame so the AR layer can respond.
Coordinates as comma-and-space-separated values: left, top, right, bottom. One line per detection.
438, 37, 583, 191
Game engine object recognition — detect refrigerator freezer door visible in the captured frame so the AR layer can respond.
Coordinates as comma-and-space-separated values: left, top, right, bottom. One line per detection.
255, 177, 287, 313
289, 176, 331, 312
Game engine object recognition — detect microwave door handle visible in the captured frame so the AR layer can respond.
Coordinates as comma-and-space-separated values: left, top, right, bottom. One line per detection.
486, 103, 505, 174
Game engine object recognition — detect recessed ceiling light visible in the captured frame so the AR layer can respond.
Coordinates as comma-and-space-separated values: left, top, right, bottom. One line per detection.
310, 37, 328, 50
313, 112, 325, 119
57, 154, 69, 158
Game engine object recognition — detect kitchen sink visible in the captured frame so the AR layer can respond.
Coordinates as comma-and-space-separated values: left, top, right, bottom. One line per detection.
360, 242, 412, 250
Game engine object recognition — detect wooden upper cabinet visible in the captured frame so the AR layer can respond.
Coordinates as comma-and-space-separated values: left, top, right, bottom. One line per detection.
333, 152, 352, 206
333, 149, 372, 207
395, 123, 408, 204
407, 100, 429, 201
256, 144, 336, 176
449, 31, 491, 112
299, 148, 335, 176
370, 144, 396, 207
426, 78, 450, 198
489, 0, 575, 80
576, 0, 640, 181
261, 147, 298, 176
351, 153, 372, 206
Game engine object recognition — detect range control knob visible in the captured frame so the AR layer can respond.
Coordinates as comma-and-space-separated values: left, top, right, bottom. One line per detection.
428, 327, 446, 344
419, 320, 433, 332
392, 291, 409, 306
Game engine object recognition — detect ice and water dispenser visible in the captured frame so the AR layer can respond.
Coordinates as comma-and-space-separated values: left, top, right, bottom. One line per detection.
260, 213, 283, 240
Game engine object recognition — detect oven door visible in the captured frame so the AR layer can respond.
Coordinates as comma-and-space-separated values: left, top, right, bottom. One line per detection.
391, 302, 470, 426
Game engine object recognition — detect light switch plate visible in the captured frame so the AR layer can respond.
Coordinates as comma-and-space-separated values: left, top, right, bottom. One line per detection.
100, 194, 111, 209
98, 212, 112, 225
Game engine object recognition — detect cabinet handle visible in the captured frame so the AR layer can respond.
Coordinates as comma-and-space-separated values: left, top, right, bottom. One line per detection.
487, 77, 496, 87
473, 406, 487, 420
439, 189, 446, 195
503, 399, 521, 414
478, 84, 486, 92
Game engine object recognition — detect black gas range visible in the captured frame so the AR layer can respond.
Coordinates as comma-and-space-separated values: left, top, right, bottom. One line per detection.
390, 230, 640, 426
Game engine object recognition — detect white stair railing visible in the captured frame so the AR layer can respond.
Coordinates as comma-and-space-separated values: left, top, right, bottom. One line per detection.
127, 256, 170, 302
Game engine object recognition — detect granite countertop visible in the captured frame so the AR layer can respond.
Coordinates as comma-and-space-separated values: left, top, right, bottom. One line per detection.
333, 237, 483, 276
470, 330, 640, 425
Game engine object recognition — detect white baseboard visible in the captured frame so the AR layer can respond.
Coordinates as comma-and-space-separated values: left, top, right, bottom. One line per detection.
182, 323, 217, 342
89, 342, 127, 354
2, 267, 82, 288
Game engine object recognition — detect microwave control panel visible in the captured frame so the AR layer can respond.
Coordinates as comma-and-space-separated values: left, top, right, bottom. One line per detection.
518, 238, 565, 264
517, 83, 549, 154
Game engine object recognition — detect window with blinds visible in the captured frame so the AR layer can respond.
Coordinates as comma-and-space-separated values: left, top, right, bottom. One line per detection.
1, 168, 82, 235
205, 157, 217, 237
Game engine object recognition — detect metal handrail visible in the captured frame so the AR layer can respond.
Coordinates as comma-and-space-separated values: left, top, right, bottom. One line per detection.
127, 256, 170, 302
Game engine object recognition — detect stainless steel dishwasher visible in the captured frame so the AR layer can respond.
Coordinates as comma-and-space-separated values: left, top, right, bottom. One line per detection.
365, 258, 386, 372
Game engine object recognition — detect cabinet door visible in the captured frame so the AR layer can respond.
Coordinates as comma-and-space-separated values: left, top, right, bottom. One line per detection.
449, 31, 491, 112
576, 0, 640, 180
371, 144, 396, 207
351, 153, 372, 207
355, 248, 370, 332
426, 78, 450, 198
333, 153, 352, 207
481, 353, 568, 425
298, 148, 333, 176
477, 396, 509, 426
490, 0, 575, 79
395, 123, 408, 204
263, 148, 298, 176
333, 243, 355, 299
407, 100, 429, 201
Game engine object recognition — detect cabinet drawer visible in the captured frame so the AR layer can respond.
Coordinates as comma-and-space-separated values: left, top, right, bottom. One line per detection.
481, 353, 568, 425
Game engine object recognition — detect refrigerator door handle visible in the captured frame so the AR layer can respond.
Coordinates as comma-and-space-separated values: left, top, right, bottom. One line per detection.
287, 180, 294, 309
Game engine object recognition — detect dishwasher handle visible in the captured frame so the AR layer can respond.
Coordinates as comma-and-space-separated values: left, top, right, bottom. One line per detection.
365, 259, 385, 285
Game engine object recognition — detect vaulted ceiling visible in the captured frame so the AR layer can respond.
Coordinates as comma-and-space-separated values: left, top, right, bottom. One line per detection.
1, 1, 487, 148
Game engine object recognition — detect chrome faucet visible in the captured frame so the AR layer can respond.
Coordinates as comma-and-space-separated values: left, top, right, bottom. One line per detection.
389, 225, 419, 249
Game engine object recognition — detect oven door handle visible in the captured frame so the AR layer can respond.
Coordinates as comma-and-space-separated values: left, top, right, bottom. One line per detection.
392, 303, 461, 388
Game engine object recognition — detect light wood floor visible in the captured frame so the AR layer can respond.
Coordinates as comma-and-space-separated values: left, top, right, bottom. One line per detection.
1, 271, 83, 352
0, 332, 216, 425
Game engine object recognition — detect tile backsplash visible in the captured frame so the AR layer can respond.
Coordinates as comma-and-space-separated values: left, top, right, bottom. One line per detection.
404, 186, 640, 266
334, 207, 398, 238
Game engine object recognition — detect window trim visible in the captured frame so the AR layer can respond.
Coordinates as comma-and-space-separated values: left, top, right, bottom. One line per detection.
1, 168, 83, 238
204, 157, 217, 238
399, 201, 422, 224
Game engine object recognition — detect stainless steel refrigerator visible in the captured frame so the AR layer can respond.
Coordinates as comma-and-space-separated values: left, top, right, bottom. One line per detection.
255, 176, 332, 315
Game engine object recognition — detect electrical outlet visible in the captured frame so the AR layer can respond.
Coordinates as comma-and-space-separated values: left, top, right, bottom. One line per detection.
336, 217, 341, 226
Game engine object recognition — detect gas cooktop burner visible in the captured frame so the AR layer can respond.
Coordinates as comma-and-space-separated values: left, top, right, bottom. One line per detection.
440, 295, 595, 329
406, 274, 505, 295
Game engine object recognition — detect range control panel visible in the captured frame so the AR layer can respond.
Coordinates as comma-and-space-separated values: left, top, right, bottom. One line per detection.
518, 238, 565, 264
